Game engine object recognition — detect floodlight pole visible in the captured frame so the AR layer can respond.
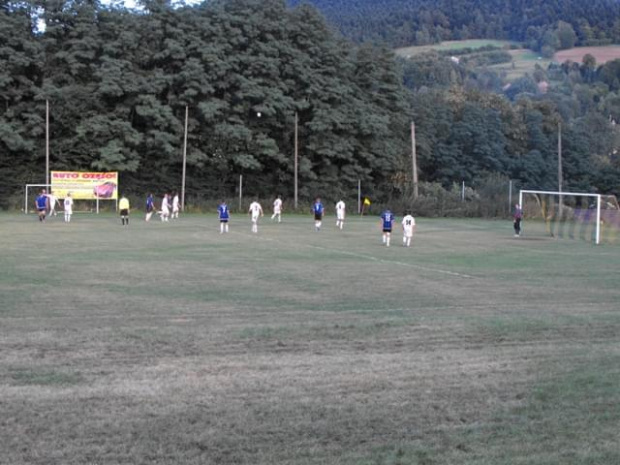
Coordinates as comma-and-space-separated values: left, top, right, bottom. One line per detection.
181, 105, 188, 211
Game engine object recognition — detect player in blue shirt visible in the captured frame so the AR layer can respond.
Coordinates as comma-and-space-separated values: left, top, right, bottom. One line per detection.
380, 209, 395, 246
145, 193, 155, 222
35, 189, 48, 222
218, 201, 230, 234
313, 197, 324, 231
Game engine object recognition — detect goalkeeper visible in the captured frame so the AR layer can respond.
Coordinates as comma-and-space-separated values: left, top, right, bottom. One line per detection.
513, 204, 522, 237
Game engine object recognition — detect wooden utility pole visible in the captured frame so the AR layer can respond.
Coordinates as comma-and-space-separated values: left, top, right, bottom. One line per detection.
558, 121, 563, 217
411, 121, 418, 199
181, 105, 188, 211
46, 100, 50, 187
294, 112, 298, 210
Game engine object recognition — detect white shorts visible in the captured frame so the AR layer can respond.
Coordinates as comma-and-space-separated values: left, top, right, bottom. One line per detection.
162, 207, 170, 215
65, 208, 72, 215
403, 229, 414, 238
251, 216, 259, 223
337, 212, 345, 220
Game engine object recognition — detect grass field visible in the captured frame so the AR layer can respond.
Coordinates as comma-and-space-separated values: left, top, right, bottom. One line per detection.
1, 213, 620, 464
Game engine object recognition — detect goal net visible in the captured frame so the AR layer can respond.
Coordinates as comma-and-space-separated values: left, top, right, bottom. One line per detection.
519, 190, 620, 245
24, 184, 118, 214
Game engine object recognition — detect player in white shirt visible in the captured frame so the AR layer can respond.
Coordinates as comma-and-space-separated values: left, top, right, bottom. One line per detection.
171, 193, 180, 219
335, 199, 345, 230
271, 195, 282, 223
63, 192, 74, 223
248, 199, 264, 233
160, 193, 170, 222
47, 191, 60, 217
401, 211, 416, 247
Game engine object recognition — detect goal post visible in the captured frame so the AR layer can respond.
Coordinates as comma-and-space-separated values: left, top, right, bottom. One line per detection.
519, 189, 602, 244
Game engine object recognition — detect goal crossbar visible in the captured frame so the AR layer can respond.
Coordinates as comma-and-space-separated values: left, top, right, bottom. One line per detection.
519, 189, 601, 245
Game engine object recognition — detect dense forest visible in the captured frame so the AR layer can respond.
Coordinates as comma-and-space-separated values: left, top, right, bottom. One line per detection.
2, 0, 620, 211
288, 0, 620, 50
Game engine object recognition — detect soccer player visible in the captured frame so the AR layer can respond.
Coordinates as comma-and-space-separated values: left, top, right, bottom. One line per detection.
218, 200, 230, 234
119, 195, 130, 226
145, 193, 155, 222
63, 192, 74, 223
313, 197, 324, 231
401, 211, 416, 247
172, 192, 180, 219
248, 199, 263, 233
335, 199, 345, 230
380, 208, 395, 246
513, 203, 523, 237
160, 193, 170, 222
47, 190, 60, 217
35, 189, 47, 222
271, 195, 283, 223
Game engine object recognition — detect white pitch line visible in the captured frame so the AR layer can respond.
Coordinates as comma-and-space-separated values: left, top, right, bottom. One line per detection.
229, 229, 476, 279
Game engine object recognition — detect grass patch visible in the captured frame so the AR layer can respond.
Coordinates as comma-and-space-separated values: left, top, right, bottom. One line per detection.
9, 369, 84, 386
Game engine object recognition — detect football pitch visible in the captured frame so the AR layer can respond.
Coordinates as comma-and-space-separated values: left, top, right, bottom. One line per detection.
1, 213, 619, 464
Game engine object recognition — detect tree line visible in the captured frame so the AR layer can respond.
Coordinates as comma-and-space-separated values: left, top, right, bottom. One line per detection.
288, 0, 620, 51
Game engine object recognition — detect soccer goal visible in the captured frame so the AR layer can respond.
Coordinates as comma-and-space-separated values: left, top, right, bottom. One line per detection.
518, 190, 620, 245
24, 184, 118, 214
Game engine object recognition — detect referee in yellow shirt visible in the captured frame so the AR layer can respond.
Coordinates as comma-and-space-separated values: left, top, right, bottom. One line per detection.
119, 195, 130, 226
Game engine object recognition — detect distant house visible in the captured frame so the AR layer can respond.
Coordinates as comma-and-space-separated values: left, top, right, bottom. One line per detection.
450, 56, 460, 64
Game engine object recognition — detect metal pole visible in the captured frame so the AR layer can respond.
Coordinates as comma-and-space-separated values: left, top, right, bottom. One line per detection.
558, 122, 563, 194
294, 112, 298, 210
411, 121, 418, 199
509, 180, 513, 213
239, 174, 243, 211
46, 99, 50, 186
595, 194, 601, 245
357, 179, 361, 214
462, 180, 465, 202
558, 122, 563, 219
181, 105, 188, 212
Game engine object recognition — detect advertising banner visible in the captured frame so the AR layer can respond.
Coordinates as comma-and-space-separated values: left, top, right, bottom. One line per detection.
51, 171, 118, 200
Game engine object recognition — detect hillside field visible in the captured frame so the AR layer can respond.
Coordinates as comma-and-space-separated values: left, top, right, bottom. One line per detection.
396, 40, 620, 81
394, 39, 516, 58
1, 213, 619, 464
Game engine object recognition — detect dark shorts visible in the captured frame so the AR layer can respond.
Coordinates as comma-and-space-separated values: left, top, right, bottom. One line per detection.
146, 205, 153, 213
314, 213, 322, 221
383, 228, 392, 233
220, 219, 228, 223
120, 209, 129, 216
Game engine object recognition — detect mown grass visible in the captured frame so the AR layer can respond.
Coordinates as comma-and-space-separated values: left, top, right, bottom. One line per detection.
1, 212, 619, 464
